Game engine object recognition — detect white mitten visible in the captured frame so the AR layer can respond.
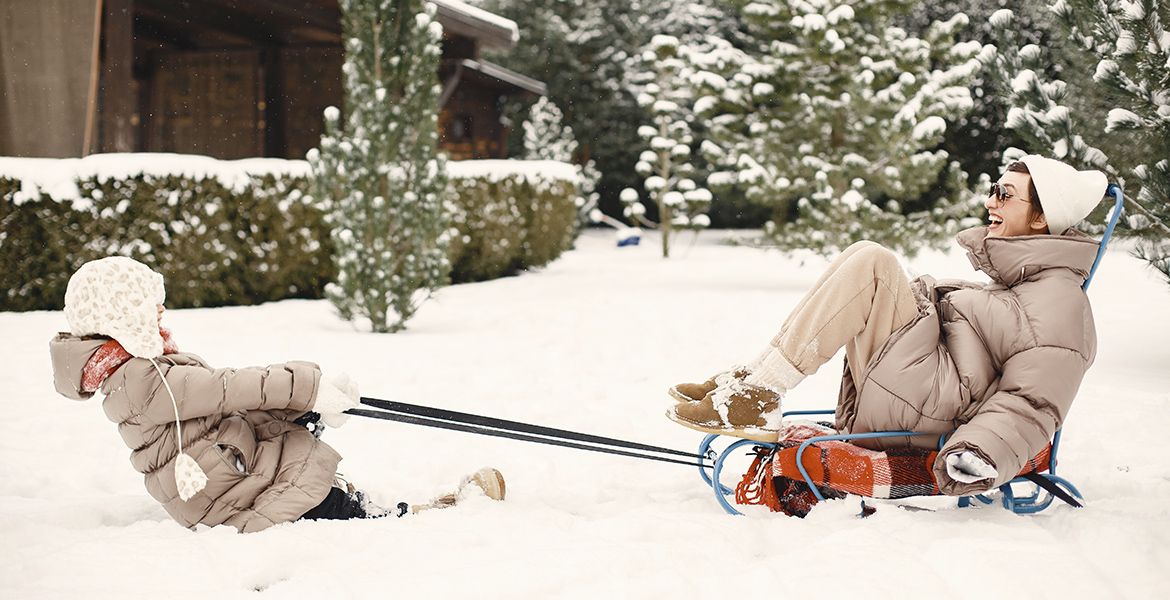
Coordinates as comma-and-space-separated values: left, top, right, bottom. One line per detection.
314, 373, 361, 428
945, 450, 998, 484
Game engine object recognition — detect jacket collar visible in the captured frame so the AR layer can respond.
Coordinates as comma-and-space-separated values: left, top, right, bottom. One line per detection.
955, 226, 1099, 287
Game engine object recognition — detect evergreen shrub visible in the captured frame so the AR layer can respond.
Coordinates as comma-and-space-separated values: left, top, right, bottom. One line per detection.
1, 163, 578, 311
447, 173, 577, 282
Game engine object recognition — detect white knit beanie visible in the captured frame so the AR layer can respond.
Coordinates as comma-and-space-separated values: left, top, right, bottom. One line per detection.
64, 257, 167, 358
1019, 155, 1108, 235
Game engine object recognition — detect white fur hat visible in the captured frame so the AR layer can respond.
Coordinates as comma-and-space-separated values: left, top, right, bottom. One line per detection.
1019, 155, 1108, 235
64, 257, 167, 358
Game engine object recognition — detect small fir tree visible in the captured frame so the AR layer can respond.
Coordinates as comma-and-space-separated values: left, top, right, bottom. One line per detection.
308, 0, 449, 333
621, 34, 713, 258
522, 96, 600, 227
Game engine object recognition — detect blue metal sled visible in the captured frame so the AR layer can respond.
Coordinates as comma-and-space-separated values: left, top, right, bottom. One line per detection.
696, 185, 1126, 516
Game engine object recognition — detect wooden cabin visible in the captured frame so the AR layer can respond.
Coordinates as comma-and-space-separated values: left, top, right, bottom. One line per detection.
0, 0, 546, 160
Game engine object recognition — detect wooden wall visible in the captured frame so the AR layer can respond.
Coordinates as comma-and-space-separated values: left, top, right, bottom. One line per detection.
439, 84, 507, 160
147, 50, 264, 159
275, 47, 343, 160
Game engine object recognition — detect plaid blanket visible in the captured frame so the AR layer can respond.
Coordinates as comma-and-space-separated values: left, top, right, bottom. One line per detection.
735, 422, 1052, 517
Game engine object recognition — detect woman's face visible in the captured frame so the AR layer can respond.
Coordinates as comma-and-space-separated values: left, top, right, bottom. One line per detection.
986, 171, 1048, 238
157, 304, 165, 326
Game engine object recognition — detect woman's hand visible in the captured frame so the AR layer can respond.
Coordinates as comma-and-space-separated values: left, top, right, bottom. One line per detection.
945, 450, 997, 483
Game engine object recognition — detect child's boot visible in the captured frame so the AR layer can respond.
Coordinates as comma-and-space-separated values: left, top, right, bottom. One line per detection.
411, 468, 506, 514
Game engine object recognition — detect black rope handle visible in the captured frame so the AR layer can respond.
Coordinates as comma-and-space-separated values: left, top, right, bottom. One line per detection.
346, 408, 712, 469
358, 396, 707, 460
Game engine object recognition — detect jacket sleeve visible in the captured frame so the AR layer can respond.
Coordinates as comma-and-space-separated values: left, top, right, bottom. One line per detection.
139, 360, 322, 426
933, 346, 1087, 495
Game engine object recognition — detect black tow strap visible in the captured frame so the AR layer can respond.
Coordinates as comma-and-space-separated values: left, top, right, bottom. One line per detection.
1021, 473, 1084, 508
347, 397, 712, 469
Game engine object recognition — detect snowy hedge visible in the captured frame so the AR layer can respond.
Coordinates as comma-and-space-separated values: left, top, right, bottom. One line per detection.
446, 160, 578, 282
0, 168, 330, 311
0, 155, 579, 311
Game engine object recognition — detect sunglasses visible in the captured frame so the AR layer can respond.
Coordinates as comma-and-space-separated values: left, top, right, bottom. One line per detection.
987, 182, 1028, 208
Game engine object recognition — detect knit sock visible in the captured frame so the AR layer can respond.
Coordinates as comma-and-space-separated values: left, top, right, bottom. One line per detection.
744, 347, 805, 393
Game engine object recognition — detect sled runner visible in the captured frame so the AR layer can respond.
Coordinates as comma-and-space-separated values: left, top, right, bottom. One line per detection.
696, 184, 1127, 516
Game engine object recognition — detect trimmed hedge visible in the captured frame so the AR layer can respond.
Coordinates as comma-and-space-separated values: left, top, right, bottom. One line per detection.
447, 175, 578, 282
1, 160, 578, 311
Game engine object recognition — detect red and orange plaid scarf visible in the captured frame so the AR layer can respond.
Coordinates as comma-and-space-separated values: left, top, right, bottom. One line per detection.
80, 328, 179, 394
736, 422, 1052, 516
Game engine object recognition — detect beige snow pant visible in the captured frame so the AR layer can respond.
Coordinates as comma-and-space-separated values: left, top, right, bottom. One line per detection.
769, 241, 918, 392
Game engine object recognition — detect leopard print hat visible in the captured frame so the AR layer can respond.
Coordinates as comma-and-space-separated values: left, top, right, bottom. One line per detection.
64, 257, 166, 358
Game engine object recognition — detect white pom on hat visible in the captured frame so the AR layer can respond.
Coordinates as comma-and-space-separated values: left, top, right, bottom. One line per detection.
175, 452, 209, 501
64, 257, 166, 358
1019, 155, 1108, 235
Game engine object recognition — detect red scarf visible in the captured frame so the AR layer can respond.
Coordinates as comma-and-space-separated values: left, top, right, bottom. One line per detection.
80, 328, 179, 394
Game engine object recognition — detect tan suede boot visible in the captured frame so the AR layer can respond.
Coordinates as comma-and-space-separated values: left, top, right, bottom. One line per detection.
668, 367, 748, 403
666, 382, 783, 442
411, 468, 506, 514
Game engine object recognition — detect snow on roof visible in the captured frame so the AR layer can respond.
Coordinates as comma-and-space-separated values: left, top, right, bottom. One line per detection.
431, 0, 519, 45
455, 59, 547, 95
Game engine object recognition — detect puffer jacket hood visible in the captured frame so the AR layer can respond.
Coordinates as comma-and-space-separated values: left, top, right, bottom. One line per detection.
838, 226, 1098, 495
956, 226, 1099, 287
49, 334, 106, 400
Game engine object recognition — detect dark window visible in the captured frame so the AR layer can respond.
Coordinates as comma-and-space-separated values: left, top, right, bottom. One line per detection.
448, 114, 473, 141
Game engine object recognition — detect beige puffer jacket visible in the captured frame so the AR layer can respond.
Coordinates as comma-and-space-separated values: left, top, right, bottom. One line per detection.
837, 226, 1098, 495
49, 336, 341, 532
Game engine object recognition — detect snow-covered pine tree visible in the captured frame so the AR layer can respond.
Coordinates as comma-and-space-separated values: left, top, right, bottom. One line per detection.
308, 0, 449, 333
521, 96, 600, 227
479, 0, 649, 219
697, 1, 990, 256
621, 34, 713, 258
523, 96, 575, 161
895, 1, 1055, 185
980, 3, 1170, 283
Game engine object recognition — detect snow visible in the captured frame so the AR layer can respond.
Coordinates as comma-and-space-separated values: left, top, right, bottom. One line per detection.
912, 116, 947, 140
430, 0, 519, 43
0, 152, 577, 212
1010, 68, 1038, 93
841, 189, 866, 210
990, 9, 1014, 28
446, 159, 578, 184
3, 230, 1169, 598
826, 5, 855, 24
0, 153, 311, 203
1106, 108, 1144, 131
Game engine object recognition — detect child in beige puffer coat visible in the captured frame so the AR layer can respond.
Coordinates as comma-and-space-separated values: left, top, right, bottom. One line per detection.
49, 257, 504, 532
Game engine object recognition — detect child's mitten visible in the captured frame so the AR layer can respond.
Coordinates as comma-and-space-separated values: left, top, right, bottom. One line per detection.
314, 373, 361, 428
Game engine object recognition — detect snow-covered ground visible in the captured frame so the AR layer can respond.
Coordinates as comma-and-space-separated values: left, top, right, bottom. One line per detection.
2, 229, 1167, 599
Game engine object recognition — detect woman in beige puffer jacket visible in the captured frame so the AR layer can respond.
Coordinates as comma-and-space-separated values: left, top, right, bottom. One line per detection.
668, 155, 1107, 496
